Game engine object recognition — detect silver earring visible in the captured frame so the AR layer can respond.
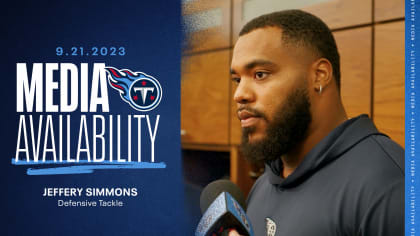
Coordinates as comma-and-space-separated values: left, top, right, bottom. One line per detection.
319, 85, 322, 94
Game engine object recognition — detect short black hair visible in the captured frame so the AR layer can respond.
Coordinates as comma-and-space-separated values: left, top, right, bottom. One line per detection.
240, 10, 341, 89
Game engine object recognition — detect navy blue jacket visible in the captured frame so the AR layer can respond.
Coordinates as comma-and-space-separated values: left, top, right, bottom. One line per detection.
247, 115, 404, 236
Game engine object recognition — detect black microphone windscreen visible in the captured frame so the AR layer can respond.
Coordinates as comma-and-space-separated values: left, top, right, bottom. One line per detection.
200, 179, 246, 214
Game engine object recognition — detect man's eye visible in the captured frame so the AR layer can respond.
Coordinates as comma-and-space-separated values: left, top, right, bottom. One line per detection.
255, 71, 269, 80
231, 77, 241, 84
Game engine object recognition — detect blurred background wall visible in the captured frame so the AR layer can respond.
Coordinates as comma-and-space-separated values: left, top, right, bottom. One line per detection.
181, 0, 404, 228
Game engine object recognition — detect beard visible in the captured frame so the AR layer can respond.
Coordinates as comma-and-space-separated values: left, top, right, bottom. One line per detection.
239, 86, 312, 164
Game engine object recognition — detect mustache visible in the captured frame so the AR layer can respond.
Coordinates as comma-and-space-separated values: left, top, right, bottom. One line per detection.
237, 106, 268, 120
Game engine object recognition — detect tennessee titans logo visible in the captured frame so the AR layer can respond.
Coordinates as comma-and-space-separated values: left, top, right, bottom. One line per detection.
105, 67, 162, 111
265, 217, 276, 236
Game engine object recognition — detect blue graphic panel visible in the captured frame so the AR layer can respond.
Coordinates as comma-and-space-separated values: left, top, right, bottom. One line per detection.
406, 1, 420, 235
1, 0, 186, 235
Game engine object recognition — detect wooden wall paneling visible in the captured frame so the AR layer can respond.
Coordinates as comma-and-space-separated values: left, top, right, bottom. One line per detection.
230, 145, 239, 183
333, 27, 372, 118
232, 0, 372, 44
373, 21, 405, 147
374, 0, 405, 22
303, 0, 371, 29
232, 0, 243, 45
183, 0, 231, 53
181, 50, 231, 145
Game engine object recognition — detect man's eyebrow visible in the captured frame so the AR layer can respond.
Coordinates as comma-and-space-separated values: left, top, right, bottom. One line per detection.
230, 59, 277, 75
245, 59, 276, 69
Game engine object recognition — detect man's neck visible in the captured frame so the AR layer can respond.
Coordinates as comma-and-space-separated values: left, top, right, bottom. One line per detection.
281, 108, 347, 178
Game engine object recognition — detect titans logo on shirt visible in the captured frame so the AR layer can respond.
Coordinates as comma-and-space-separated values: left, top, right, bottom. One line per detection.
105, 67, 162, 112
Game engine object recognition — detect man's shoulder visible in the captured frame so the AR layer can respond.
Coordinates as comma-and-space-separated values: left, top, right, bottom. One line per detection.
347, 133, 404, 175
369, 134, 404, 172
332, 133, 404, 195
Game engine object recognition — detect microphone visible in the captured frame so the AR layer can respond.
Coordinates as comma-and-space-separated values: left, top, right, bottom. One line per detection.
195, 179, 254, 236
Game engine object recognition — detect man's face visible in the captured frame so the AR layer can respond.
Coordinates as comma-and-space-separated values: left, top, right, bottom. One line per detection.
231, 27, 313, 162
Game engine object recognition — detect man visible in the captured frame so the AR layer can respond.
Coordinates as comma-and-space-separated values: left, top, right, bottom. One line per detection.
229, 10, 403, 236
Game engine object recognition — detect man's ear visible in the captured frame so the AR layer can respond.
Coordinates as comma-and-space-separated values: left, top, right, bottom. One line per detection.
311, 58, 333, 94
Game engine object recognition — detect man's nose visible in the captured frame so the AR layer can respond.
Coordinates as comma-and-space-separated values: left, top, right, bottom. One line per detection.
233, 78, 255, 104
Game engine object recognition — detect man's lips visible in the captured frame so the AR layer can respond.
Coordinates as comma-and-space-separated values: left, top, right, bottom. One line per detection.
237, 110, 261, 127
